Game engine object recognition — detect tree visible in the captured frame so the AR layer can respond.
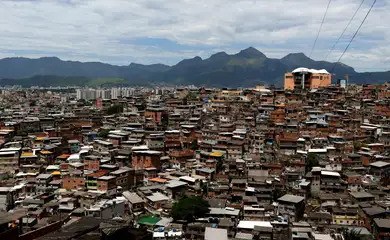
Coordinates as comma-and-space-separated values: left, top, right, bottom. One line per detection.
98, 129, 111, 139
272, 188, 285, 201
171, 196, 210, 222
190, 139, 198, 150
199, 181, 208, 196
16, 130, 29, 136
380, 170, 390, 187
29, 100, 37, 107
353, 141, 362, 152
216, 160, 225, 173
342, 228, 362, 240
305, 153, 319, 174
106, 104, 123, 115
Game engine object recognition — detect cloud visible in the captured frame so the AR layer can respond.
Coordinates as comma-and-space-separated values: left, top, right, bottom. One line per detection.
0, 0, 387, 71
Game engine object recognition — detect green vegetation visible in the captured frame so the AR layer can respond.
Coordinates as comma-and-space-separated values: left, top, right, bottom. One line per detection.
342, 228, 362, 240
16, 130, 29, 136
86, 78, 127, 87
305, 153, 319, 174
2, 47, 389, 87
171, 196, 210, 222
190, 139, 198, 150
98, 129, 111, 139
272, 188, 285, 201
216, 160, 225, 173
227, 57, 265, 67
106, 104, 124, 115
0, 75, 90, 87
0, 75, 131, 87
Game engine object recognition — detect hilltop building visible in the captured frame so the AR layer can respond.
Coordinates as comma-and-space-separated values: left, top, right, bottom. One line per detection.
284, 67, 332, 90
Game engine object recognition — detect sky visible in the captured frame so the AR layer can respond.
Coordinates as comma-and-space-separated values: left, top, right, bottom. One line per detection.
0, 0, 388, 72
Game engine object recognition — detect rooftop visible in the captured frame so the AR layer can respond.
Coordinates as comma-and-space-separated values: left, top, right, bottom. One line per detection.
278, 194, 305, 204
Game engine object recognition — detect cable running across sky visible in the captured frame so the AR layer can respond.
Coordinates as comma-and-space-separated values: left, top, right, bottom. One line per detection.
324, 0, 365, 61
331, 0, 377, 73
309, 0, 332, 58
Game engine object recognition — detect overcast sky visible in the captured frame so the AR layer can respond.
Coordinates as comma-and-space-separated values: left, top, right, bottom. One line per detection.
0, 0, 387, 71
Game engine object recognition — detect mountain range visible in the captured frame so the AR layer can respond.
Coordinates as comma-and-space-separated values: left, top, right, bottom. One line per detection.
0, 47, 388, 87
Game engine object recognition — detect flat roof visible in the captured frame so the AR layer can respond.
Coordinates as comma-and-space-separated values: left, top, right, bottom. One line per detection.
36, 174, 52, 179
321, 171, 340, 177
122, 191, 144, 204
205, 227, 228, 240
146, 192, 169, 202
179, 176, 196, 182
166, 180, 187, 188
350, 191, 375, 199
0, 210, 27, 225
308, 149, 327, 153
110, 169, 129, 175
237, 220, 272, 230
278, 194, 305, 204
133, 150, 161, 155
36, 217, 102, 240
98, 176, 116, 181
209, 207, 240, 216
374, 218, 390, 229
369, 161, 390, 168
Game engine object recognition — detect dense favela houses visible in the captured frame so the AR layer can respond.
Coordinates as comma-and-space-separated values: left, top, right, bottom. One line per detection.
0, 79, 389, 240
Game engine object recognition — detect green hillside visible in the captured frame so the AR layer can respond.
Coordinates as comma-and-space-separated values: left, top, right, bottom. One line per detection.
87, 78, 128, 87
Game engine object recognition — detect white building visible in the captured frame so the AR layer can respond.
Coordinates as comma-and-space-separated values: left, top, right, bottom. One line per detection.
97, 89, 111, 99
76, 89, 97, 100
111, 88, 121, 99
76, 89, 82, 100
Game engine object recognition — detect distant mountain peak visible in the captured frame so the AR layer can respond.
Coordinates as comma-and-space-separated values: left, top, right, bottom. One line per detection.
210, 52, 228, 59
193, 56, 202, 61
176, 56, 202, 65
39, 56, 61, 61
236, 47, 266, 58
282, 52, 311, 61
0, 47, 376, 87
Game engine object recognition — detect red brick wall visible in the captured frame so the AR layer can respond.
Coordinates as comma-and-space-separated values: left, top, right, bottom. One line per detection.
84, 160, 100, 171
97, 180, 108, 191
346, 176, 362, 184
132, 154, 161, 169
97, 179, 116, 191
63, 177, 85, 190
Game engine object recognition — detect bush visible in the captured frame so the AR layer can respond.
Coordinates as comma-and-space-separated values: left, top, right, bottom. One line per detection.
171, 196, 210, 222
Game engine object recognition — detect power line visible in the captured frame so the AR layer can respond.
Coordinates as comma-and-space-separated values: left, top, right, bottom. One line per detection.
331, 0, 376, 73
309, 0, 332, 58
324, 0, 365, 61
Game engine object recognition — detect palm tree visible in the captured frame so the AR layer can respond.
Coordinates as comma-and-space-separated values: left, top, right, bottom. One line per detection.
342, 228, 361, 240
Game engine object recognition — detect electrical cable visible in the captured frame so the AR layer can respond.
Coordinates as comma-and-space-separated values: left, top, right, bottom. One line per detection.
324, 0, 365, 61
331, 0, 376, 73
309, 0, 332, 58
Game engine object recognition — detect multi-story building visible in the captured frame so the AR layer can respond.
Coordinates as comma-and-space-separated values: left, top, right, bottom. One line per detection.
284, 68, 332, 90
96, 89, 111, 99
277, 194, 305, 222
111, 88, 121, 99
